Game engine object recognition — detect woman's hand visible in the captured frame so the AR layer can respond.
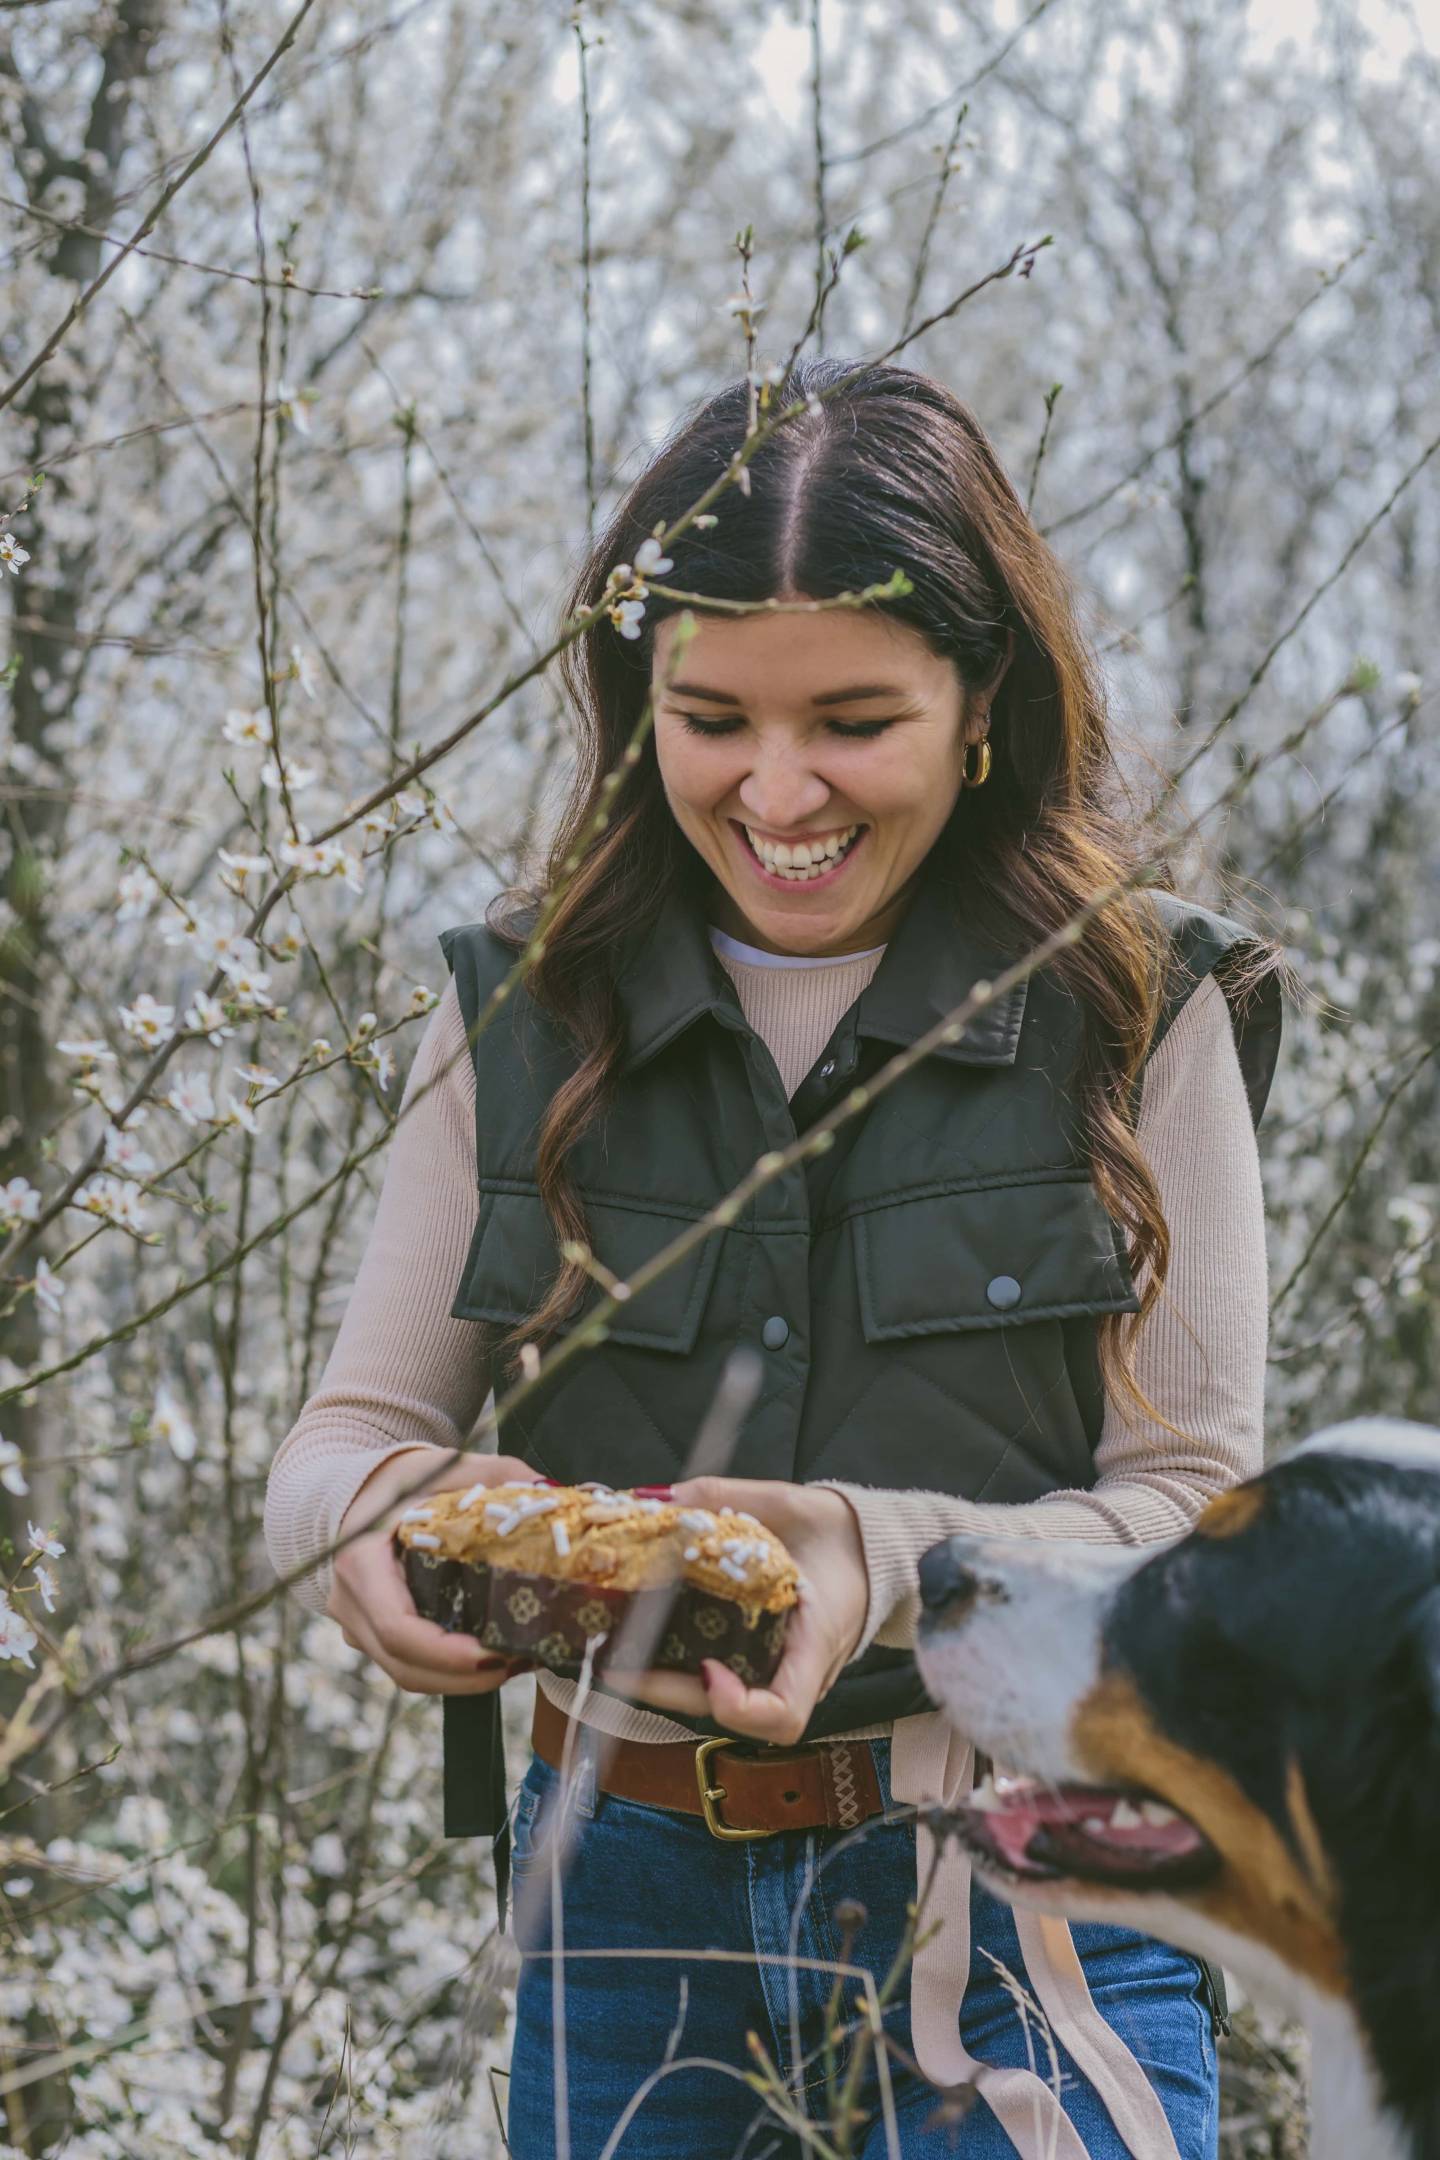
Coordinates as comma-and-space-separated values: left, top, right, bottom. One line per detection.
326, 1447, 542, 1696
603, 1477, 871, 1745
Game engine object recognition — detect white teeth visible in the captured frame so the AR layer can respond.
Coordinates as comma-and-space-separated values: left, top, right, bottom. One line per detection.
743, 823, 860, 877
1110, 1799, 1143, 1830
967, 1775, 1006, 1814
1139, 1800, 1180, 1826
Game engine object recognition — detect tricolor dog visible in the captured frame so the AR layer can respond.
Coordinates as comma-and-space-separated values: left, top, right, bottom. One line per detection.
913, 1417, 1440, 2160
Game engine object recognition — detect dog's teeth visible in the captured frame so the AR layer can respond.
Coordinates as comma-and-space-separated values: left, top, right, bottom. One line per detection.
1139, 1800, 1180, 1827
968, 1777, 1006, 1814
1083, 1816, 1109, 1833
1110, 1799, 1143, 1830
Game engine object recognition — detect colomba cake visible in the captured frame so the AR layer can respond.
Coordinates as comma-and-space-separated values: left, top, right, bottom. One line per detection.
393, 1479, 799, 1685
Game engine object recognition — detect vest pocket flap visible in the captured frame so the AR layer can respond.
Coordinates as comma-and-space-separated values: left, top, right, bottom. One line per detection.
453, 1188, 725, 1355
854, 1176, 1139, 1341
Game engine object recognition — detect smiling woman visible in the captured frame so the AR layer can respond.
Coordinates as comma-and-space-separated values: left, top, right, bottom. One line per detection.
265, 353, 1288, 2160
651, 603, 1009, 952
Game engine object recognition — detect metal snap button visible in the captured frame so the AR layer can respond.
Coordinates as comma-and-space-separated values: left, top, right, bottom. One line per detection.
761, 1315, 790, 1350
818, 1059, 836, 1079
985, 1275, 1022, 1311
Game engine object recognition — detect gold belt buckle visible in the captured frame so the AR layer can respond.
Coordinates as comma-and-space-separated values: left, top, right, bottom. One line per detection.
694, 1735, 776, 1840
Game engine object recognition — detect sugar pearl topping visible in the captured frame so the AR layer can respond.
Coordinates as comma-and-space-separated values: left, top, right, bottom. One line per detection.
482, 1490, 560, 1536
390, 1479, 798, 1614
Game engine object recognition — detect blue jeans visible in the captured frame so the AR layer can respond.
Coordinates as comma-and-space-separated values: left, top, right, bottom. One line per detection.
505, 1739, 1218, 2158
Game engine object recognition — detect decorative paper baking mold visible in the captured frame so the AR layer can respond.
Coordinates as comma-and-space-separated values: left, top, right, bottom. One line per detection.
399, 1544, 791, 1685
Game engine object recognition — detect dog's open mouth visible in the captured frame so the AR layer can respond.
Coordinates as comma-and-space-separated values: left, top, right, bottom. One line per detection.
939, 1770, 1219, 1889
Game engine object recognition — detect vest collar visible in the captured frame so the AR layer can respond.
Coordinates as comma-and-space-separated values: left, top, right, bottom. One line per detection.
615, 838, 1029, 1074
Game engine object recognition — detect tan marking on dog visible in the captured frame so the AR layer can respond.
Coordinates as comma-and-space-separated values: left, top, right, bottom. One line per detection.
1072, 1670, 1346, 1998
1285, 1754, 1337, 1908
1192, 1484, 1266, 1539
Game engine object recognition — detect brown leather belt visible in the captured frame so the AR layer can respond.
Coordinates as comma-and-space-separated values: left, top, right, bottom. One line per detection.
531, 1686, 885, 1838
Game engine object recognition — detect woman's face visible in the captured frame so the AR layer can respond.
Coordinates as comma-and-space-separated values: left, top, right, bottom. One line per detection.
651, 601, 995, 958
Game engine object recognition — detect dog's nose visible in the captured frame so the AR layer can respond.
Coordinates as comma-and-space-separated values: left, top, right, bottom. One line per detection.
918, 1538, 992, 1615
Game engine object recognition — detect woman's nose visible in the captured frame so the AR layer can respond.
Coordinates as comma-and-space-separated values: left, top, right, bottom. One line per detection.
737, 774, 833, 830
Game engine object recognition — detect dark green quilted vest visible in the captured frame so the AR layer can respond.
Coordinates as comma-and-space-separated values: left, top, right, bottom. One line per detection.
432, 841, 1282, 1893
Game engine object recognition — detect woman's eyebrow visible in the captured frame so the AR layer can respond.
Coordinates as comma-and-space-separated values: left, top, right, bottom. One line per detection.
664, 680, 910, 706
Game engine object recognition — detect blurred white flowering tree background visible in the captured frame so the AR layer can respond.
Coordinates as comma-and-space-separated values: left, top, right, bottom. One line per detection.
0, 0, 1436, 2151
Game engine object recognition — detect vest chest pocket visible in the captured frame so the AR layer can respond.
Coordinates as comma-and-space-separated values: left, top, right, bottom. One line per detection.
451, 1184, 727, 1355
851, 1173, 1140, 1341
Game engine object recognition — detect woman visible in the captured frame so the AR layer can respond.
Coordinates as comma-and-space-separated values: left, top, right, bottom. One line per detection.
265, 358, 1284, 2157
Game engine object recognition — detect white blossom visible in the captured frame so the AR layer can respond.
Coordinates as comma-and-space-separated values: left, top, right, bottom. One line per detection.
259, 753, 318, 795
152, 1380, 197, 1463
0, 1594, 37, 1669
224, 962, 280, 1013
634, 537, 674, 577
277, 383, 313, 438
222, 707, 274, 748
118, 992, 174, 1045
183, 991, 233, 1047
278, 831, 363, 893
72, 1176, 149, 1232
163, 1070, 216, 1127
115, 866, 159, 920
211, 929, 263, 978
159, 909, 217, 953
32, 1259, 63, 1315
102, 1124, 156, 1174
610, 596, 646, 639
56, 1038, 116, 1064
0, 1437, 28, 1497
289, 641, 319, 695
25, 1520, 64, 1560
0, 1177, 41, 1230
216, 848, 270, 897
233, 1063, 280, 1096
408, 984, 439, 1014
0, 533, 30, 575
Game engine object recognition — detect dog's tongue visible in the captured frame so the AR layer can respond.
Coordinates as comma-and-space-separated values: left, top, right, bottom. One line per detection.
953, 1773, 1215, 1885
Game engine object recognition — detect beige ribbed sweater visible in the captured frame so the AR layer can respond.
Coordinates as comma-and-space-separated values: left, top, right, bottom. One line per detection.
263, 929, 1268, 1748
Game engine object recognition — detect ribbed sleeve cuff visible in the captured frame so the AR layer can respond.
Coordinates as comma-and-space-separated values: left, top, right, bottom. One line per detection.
814, 1475, 1219, 1657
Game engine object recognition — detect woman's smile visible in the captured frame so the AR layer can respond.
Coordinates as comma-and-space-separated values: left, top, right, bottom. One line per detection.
730, 818, 870, 890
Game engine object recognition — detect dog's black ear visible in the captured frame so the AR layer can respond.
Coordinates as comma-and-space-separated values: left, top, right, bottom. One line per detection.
1407, 1585, 1440, 1725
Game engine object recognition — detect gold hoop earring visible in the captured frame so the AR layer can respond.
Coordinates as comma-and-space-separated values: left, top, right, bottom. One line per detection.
961, 735, 992, 789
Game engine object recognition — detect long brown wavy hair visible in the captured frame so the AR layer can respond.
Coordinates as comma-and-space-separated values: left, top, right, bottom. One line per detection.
481, 358, 1282, 1443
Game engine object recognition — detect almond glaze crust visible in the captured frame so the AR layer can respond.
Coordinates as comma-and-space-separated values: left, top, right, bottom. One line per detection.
392, 1481, 799, 1621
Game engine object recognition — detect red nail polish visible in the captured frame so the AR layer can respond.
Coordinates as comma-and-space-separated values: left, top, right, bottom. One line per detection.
633, 1484, 676, 1500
